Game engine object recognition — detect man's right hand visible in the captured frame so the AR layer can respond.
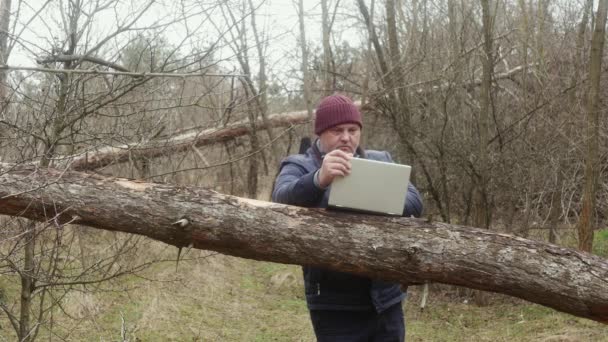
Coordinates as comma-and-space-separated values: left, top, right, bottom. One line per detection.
318, 150, 353, 188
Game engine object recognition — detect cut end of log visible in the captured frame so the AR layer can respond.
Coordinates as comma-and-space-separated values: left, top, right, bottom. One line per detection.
115, 179, 150, 191
234, 197, 277, 208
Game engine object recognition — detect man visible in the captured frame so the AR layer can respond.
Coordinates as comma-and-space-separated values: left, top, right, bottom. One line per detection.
272, 94, 423, 341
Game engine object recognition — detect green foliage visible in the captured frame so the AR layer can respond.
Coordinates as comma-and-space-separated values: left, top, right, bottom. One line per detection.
593, 229, 608, 257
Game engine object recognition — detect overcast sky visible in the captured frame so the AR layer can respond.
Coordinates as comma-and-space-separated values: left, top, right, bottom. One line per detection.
9, 0, 364, 80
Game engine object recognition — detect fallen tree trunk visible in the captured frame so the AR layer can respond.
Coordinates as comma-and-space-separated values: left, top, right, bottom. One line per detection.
0, 165, 606, 323
65, 110, 311, 171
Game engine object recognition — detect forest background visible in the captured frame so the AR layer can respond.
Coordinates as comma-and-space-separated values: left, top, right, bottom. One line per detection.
1, 0, 608, 340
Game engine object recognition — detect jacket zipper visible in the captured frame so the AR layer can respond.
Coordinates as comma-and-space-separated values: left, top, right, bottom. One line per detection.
317, 283, 321, 295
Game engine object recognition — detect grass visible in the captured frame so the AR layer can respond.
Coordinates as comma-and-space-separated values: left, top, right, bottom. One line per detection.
594, 229, 608, 257
1, 230, 607, 341
406, 289, 608, 341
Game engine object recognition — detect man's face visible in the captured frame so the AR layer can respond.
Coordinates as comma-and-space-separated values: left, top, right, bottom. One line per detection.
318, 123, 361, 154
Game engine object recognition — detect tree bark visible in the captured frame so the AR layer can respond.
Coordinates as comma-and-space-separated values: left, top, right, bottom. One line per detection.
0, 165, 607, 323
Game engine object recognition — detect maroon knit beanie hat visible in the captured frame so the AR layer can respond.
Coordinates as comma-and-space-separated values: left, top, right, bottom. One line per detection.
314, 94, 362, 135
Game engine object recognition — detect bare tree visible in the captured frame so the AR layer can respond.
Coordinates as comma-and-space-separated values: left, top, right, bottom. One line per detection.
0, 0, 244, 339
215, 0, 283, 197
569, 0, 593, 105
475, 0, 494, 230
321, 0, 332, 95
578, 0, 608, 252
0, 0, 10, 104
386, 0, 408, 122
295, 0, 314, 134
246, 0, 281, 162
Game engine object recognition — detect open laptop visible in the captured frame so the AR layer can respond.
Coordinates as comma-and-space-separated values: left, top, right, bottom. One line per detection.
328, 158, 411, 216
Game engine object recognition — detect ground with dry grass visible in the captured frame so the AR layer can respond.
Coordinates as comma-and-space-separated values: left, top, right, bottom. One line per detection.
0, 229, 607, 341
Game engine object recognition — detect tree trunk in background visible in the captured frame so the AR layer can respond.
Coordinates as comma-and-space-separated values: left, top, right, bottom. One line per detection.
407, 0, 419, 57
569, 0, 593, 105
443, 0, 462, 224
386, 0, 409, 126
18, 221, 34, 342
517, 0, 530, 108
535, 0, 549, 73
357, 0, 392, 98
548, 166, 563, 244
475, 0, 493, 230
0, 165, 607, 323
473, 0, 495, 306
247, 0, 280, 162
578, 0, 608, 252
0, 0, 11, 104
296, 0, 314, 135
321, 0, 332, 95
247, 142, 259, 198
221, 1, 280, 170
360, 0, 445, 216
360, 0, 375, 106
386, 0, 400, 96
243, 84, 260, 198
15, 20, 80, 340
248, 0, 267, 120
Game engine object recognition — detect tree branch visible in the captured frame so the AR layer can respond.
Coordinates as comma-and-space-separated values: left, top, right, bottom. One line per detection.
0, 64, 245, 78
36, 54, 131, 72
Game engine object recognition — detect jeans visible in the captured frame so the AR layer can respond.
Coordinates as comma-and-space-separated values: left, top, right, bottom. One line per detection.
309, 302, 405, 342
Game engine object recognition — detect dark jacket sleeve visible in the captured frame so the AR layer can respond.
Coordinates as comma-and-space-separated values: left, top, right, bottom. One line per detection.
382, 151, 423, 218
403, 183, 423, 217
272, 159, 325, 207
